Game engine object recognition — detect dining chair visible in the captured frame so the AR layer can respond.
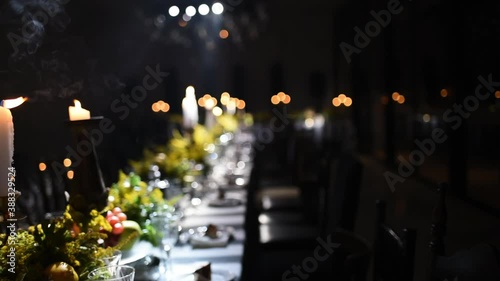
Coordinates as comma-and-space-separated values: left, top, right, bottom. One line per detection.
255, 129, 324, 214
257, 147, 335, 226
257, 150, 364, 250
247, 228, 371, 281
426, 183, 500, 281
330, 228, 372, 281
373, 199, 416, 281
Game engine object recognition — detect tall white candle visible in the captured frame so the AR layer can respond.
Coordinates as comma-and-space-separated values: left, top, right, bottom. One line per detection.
204, 97, 216, 129
226, 98, 236, 115
0, 106, 14, 197
182, 86, 199, 129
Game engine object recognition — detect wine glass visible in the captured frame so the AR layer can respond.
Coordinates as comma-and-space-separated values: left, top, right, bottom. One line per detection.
100, 249, 122, 266
149, 210, 182, 280
86, 265, 135, 281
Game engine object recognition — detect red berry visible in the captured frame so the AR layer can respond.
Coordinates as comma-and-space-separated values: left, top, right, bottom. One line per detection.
108, 215, 120, 226
106, 211, 113, 219
117, 212, 127, 222
112, 223, 124, 235
112, 207, 122, 215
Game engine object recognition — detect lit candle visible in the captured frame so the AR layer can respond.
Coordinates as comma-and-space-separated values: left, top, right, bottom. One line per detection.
68, 100, 91, 121
0, 106, 13, 197
204, 97, 216, 129
226, 98, 236, 115
182, 86, 199, 129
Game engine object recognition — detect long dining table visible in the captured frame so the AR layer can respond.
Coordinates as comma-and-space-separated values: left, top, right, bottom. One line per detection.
124, 129, 255, 281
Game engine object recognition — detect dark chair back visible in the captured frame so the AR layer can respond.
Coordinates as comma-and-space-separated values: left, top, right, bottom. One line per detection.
427, 183, 500, 281
330, 228, 372, 281
373, 200, 416, 281
323, 151, 364, 235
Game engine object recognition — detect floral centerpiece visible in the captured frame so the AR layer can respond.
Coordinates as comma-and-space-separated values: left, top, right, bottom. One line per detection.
129, 124, 217, 182
0, 205, 118, 281
107, 171, 182, 246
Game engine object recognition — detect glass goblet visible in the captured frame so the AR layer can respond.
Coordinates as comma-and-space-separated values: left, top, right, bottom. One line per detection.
86, 265, 135, 281
100, 249, 122, 266
150, 212, 181, 280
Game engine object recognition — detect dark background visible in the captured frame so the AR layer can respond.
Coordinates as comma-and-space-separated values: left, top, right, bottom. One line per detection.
0, 0, 499, 213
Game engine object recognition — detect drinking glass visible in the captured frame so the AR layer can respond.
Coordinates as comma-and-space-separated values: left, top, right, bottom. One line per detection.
86, 265, 135, 281
150, 211, 182, 280
100, 249, 122, 266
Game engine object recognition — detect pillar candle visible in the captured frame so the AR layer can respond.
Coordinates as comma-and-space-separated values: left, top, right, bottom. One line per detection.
0, 106, 14, 197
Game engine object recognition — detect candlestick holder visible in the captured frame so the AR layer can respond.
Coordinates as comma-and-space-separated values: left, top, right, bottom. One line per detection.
66, 117, 109, 214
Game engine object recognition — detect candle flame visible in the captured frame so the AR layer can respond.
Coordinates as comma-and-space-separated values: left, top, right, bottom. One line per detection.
74, 99, 82, 108
3, 97, 27, 109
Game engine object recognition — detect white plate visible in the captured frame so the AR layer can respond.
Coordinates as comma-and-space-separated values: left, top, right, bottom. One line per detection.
208, 198, 242, 207
190, 229, 230, 248
175, 269, 236, 281
120, 240, 154, 265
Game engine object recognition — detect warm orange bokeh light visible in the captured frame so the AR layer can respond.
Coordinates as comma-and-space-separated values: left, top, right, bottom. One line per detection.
219, 29, 229, 39
440, 89, 448, 97
67, 170, 74, 180
338, 94, 346, 103
198, 98, 205, 107
179, 20, 187, 27
277, 92, 286, 101
161, 103, 170, 112
392, 92, 400, 101
344, 97, 352, 107
39, 162, 47, 172
152, 103, 160, 112
237, 100, 246, 109
271, 95, 280, 105
495, 91, 500, 98
203, 94, 211, 101
63, 158, 72, 168
332, 97, 341, 107
397, 95, 405, 104
283, 95, 291, 104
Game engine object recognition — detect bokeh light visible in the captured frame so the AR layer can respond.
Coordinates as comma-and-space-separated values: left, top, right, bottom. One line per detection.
219, 29, 229, 39
198, 4, 210, 15
63, 158, 72, 168
283, 95, 291, 104
212, 106, 223, 116
168, 6, 180, 17
440, 89, 448, 97
212, 2, 224, 14
39, 162, 47, 172
271, 95, 280, 105
186, 6, 196, 17
332, 97, 341, 107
